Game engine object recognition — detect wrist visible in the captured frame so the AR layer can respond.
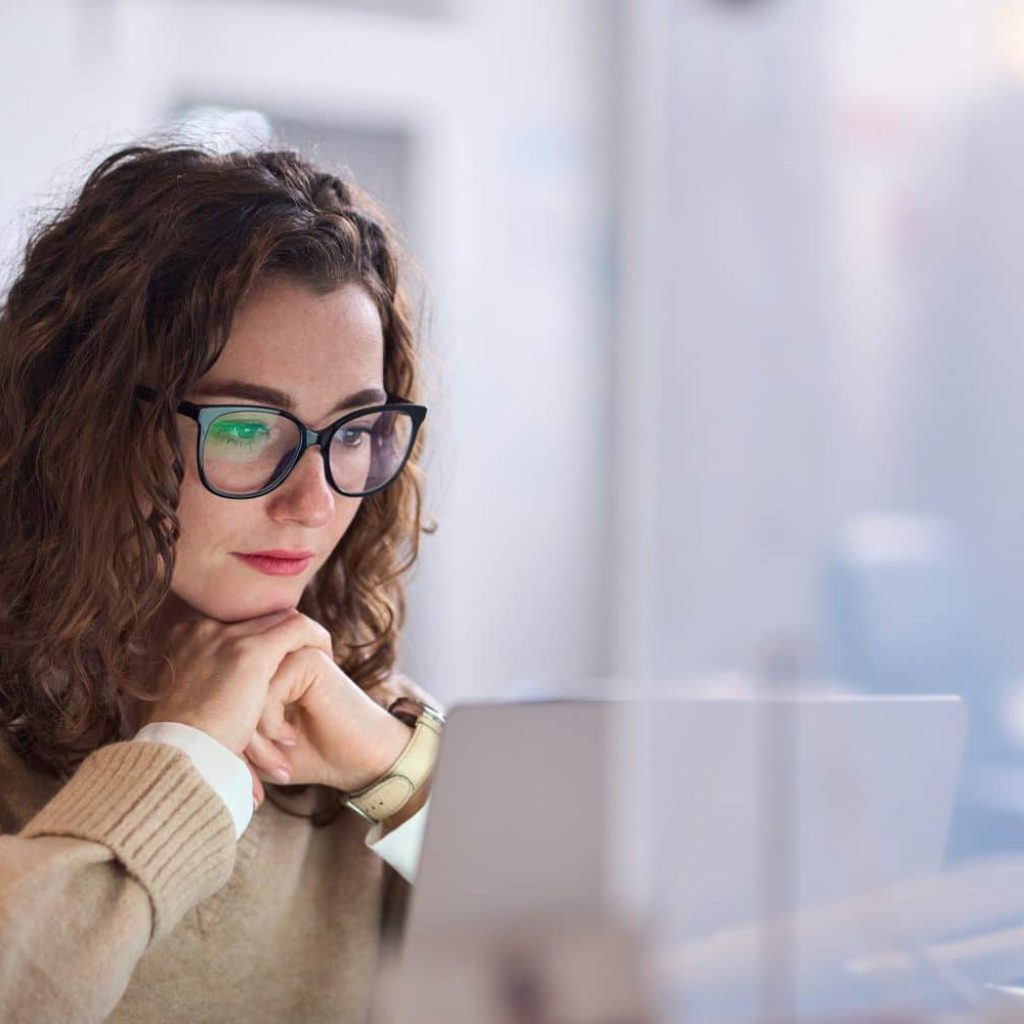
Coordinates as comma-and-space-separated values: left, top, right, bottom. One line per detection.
342, 711, 412, 793
138, 712, 243, 758
342, 701, 444, 824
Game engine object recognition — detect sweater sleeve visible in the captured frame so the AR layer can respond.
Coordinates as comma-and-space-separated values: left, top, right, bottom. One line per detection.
0, 740, 237, 1024
134, 720, 254, 839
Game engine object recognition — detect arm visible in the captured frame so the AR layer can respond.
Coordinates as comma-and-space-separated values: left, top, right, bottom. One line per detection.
136, 719, 432, 882
137, 717, 432, 881
0, 741, 236, 1024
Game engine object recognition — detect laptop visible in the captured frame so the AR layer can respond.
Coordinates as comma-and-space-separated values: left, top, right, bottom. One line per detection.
380, 694, 966, 1021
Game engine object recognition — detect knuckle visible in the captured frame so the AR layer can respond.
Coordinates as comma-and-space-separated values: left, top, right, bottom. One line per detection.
293, 610, 329, 637
232, 633, 264, 658
309, 647, 337, 670
285, 646, 329, 674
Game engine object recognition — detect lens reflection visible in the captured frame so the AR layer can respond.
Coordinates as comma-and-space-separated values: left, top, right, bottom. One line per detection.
203, 410, 299, 494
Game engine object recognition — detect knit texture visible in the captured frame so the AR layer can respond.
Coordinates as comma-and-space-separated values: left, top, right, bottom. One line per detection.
0, 732, 410, 1024
21, 741, 236, 943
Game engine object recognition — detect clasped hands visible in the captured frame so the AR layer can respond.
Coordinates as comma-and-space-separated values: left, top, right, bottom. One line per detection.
141, 607, 433, 811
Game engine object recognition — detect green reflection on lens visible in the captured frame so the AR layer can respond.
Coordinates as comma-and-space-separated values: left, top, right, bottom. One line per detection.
208, 418, 270, 449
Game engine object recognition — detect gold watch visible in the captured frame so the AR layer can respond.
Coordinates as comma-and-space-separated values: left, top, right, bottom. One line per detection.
343, 698, 445, 824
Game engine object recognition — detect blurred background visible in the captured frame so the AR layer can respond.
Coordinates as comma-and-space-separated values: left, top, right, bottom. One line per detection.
3, 0, 1024, 861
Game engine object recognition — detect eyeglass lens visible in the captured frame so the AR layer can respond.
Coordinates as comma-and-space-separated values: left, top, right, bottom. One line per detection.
201, 408, 414, 496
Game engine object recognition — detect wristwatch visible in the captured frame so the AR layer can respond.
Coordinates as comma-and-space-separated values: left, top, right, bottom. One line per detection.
343, 697, 446, 824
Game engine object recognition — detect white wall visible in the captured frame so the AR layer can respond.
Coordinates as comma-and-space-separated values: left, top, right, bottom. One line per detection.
612, 0, 1024, 691
613, 0, 837, 681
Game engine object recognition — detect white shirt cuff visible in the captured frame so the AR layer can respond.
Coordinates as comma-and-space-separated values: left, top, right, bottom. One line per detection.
364, 798, 430, 883
134, 721, 253, 840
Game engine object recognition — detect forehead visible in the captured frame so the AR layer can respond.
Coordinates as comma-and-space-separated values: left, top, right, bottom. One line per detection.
207, 277, 384, 396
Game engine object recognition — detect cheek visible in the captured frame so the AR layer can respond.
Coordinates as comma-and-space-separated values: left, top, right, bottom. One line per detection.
172, 432, 203, 537
174, 473, 235, 556
331, 498, 364, 546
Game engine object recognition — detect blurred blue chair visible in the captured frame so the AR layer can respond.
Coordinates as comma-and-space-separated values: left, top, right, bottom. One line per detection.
819, 514, 1024, 863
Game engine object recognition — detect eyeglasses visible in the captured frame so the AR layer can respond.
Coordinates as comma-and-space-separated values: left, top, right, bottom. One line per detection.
134, 385, 427, 499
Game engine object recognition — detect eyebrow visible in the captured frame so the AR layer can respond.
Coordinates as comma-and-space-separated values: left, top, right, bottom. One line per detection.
192, 379, 388, 415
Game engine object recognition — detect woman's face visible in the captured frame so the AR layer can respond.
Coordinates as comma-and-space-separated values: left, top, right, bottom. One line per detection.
167, 276, 385, 624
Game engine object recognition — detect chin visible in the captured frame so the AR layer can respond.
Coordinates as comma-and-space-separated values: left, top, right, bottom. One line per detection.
226, 597, 299, 622
175, 590, 299, 625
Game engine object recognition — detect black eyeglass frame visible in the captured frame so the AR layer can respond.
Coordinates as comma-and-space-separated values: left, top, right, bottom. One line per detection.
134, 384, 427, 500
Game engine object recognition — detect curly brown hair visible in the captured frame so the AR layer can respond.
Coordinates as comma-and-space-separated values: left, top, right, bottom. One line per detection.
0, 143, 435, 799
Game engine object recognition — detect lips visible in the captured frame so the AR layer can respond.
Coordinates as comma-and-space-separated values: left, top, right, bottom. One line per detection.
233, 551, 314, 577
241, 549, 315, 559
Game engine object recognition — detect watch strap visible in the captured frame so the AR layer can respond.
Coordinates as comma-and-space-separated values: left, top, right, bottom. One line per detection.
344, 706, 444, 823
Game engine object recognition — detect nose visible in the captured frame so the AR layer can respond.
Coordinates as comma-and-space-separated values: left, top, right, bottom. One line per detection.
265, 445, 335, 527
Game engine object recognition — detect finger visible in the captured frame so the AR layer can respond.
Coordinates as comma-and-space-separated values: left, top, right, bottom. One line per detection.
245, 729, 292, 784
258, 610, 334, 658
258, 677, 302, 745
221, 607, 295, 637
226, 612, 334, 681
244, 758, 266, 810
253, 647, 323, 733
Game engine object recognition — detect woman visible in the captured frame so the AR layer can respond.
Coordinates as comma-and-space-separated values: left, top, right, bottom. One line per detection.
0, 142, 442, 1023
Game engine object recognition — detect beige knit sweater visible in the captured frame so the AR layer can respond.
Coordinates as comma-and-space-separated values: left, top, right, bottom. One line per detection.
0, 732, 409, 1024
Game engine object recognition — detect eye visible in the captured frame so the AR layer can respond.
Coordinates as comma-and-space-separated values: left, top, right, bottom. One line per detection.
335, 426, 372, 448
209, 419, 272, 448
333, 412, 381, 450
